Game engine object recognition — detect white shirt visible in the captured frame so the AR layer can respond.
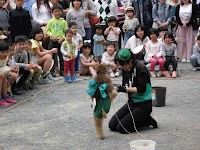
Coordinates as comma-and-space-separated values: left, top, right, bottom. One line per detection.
144, 40, 163, 62
101, 51, 117, 65
125, 35, 150, 51
32, 2, 52, 25
179, 4, 192, 20
72, 33, 83, 51
106, 27, 121, 41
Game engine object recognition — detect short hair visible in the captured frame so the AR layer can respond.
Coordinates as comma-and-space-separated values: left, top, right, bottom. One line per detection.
134, 24, 147, 40
164, 31, 174, 40
197, 35, 200, 41
106, 41, 115, 48
71, 0, 82, 7
29, 26, 43, 40
95, 24, 102, 30
107, 16, 117, 23
149, 28, 159, 37
22, 35, 29, 41
69, 22, 77, 28
14, 35, 27, 44
159, 26, 168, 32
82, 42, 91, 49
65, 29, 73, 35
0, 41, 9, 52
52, 3, 63, 12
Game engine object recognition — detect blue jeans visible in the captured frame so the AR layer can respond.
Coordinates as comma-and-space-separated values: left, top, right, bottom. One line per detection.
83, 28, 92, 41
75, 51, 80, 72
124, 30, 134, 47
190, 55, 200, 67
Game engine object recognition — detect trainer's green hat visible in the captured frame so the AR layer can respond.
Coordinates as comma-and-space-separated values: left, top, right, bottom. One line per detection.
117, 48, 131, 61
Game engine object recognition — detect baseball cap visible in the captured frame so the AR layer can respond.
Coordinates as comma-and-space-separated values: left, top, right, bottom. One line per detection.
125, 6, 134, 13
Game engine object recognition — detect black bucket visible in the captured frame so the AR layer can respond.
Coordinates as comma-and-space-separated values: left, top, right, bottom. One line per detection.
152, 87, 167, 107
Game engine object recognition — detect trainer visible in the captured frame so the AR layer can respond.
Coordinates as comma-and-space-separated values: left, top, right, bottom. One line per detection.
108, 48, 157, 133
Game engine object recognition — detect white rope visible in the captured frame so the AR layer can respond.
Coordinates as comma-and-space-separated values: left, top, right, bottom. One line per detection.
112, 93, 191, 138
112, 92, 146, 139
0, 79, 66, 116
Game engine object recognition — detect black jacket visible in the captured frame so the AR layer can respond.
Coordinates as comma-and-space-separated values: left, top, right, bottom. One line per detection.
175, 3, 198, 30
9, 7, 32, 41
132, 0, 153, 28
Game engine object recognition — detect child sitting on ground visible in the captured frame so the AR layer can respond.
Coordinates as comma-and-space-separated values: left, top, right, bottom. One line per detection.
0, 42, 17, 106
101, 42, 120, 78
7, 43, 19, 97
25, 38, 43, 88
61, 29, 77, 83
162, 31, 178, 78
12, 36, 31, 94
190, 35, 200, 71
79, 42, 97, 76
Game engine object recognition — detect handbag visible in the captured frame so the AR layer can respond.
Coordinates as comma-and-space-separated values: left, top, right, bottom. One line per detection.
87, 0, 99, 26
89, 15, 100, 26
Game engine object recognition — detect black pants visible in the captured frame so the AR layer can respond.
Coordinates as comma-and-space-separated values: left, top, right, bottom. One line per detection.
108, 100, 153, 134
164, 56, 177, 71
12, 68, 30, 90
48, 40, 64, 72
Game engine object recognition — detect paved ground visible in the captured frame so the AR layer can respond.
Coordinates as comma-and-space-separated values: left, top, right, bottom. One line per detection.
0, 63, 200, 150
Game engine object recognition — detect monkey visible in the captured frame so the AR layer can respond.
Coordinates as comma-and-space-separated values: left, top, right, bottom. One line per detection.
86, 64, 117, 140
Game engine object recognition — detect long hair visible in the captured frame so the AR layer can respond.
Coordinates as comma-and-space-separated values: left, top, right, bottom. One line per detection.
29, 26, 44, 41
36, 0, 52, 15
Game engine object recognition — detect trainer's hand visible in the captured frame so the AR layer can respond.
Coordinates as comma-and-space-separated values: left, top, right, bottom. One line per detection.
117, 85, 127, 93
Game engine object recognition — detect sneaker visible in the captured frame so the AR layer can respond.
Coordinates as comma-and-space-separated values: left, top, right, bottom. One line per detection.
75, 71, 80, 77
71, 76, 77, 82
146, 116, 158, 128
192, 67, 197, 71
12, 88, 24, 95
172, 71, 177, 78
110, 72, 115, 78
0, 99, 9, 106
186, 59, 190, 63
41, 71, 51, 79
115, 72, 120, 77
163, 71, 171, 78
181, 58, 186, 63
65, 76, 72, 83
157, 71, 163, 77
3, 96, 16, 103
22, 82, 29, 91
150, 71, 156, 78
38, 77, 52, 84
30, 79, 35, 87
48, 74, 56, 81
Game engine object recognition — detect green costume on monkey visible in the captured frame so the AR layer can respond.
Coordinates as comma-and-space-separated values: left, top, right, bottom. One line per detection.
86, 79, 111, 118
